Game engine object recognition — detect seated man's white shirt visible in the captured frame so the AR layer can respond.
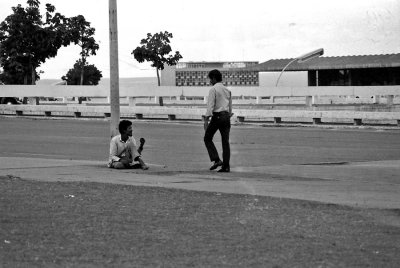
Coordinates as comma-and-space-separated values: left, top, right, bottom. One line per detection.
108, 135, 140, 167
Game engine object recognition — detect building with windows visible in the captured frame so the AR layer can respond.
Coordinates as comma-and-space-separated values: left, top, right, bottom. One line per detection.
161, 61, 259, 86
161, 54, 400, 87
245, 53, 400, 86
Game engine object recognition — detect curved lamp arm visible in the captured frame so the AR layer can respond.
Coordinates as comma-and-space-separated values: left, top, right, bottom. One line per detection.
275, 48, 324, 87
275, 58, 298, 87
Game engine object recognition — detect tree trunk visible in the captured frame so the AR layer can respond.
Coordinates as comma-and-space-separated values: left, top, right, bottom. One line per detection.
31, 65, 35, 85
156, 68, 160, 86
80, 56, 85, 86
156, 68, 163, 106
78, 56, 85, 104
23, 74, 28, 104
28, 63, 38, 105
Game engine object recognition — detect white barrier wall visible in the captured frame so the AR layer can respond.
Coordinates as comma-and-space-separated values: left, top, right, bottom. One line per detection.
1, 84, 400, 98
1, 104, 399, 126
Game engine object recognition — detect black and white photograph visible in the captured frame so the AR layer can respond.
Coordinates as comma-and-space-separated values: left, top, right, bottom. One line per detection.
1, 0, 399, 267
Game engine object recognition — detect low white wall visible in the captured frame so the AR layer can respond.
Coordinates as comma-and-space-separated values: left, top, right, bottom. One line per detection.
1, 84, 399, 98
1, 104, 399, 126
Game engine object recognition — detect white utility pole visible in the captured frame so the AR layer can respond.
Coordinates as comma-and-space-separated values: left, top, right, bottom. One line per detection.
109, 0, 120, 138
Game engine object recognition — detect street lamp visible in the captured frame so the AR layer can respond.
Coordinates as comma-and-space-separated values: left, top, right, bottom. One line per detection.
275, 48, 324, 87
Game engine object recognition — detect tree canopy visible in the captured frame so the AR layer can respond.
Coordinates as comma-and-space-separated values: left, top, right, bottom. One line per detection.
0, 0, 78, 84
132, 31, 182, 86
68, 15, 99, 85
62, 59, 102, 85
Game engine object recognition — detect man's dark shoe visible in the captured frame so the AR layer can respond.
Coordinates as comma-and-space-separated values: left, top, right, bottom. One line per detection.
210, 160, 223, 170
217, 167, 230, 173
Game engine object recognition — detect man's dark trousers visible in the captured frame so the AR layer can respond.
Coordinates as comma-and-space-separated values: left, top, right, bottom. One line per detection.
204, 112, 231, 168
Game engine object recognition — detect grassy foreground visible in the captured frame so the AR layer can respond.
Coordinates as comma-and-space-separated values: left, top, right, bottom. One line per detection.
1, 176, 399, 267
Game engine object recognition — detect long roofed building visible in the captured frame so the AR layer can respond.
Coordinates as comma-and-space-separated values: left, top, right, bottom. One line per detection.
244, 53, 400, 86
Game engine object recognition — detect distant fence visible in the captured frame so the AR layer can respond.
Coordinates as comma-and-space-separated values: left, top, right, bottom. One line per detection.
1, 85, 400, 126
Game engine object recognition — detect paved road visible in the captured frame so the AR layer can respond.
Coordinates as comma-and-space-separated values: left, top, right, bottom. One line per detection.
1, 117, 400, 169
1, 117, 400, 209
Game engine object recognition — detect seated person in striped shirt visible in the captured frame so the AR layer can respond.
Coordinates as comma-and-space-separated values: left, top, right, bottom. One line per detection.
108, 120, 149, 170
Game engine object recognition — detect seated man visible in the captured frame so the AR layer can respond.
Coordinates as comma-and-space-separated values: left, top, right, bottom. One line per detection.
108, 120, 149, 170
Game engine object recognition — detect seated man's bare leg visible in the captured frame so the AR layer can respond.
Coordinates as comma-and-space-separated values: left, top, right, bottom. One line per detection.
137, 157, 149, 170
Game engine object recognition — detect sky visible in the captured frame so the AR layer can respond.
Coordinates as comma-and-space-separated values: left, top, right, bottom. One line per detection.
0, 0, 399, 79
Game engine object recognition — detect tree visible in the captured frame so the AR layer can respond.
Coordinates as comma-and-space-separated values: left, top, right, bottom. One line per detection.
62, 59, 102, 86
68, 15, 99, 86
132, 31, 182, 106
0, 0, 72, 85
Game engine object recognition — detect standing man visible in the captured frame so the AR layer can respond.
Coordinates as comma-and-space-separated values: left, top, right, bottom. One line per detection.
203, 69, 233, 172
108, 120, 149, 170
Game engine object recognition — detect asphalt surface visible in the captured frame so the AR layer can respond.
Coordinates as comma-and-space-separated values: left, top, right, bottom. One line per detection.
1, 116, 400, 209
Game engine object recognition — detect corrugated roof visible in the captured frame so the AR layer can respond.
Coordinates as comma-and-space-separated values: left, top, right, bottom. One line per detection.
244, 53, 400, 72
